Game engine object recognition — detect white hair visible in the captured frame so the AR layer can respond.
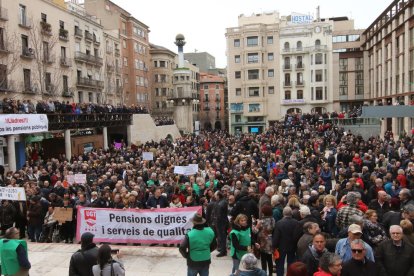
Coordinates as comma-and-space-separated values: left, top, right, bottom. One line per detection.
299, 205, 311, 217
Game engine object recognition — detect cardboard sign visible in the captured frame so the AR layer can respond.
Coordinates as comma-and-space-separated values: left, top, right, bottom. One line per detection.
74, 174, 86, 184
143, 152, 153, 161
54, 207, 73, 223
0, 187, 26, 201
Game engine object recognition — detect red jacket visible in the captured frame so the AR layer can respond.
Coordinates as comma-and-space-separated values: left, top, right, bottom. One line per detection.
314, 268, 337, 276
337, 199, 368, 213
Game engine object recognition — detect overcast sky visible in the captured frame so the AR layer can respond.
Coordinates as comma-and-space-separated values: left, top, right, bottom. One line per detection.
111, 0, 391, 68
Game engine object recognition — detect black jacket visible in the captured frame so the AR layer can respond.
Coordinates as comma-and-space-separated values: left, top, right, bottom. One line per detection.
368, 200, 390, 223
341, 258, 380, 276
375, 240, 414, 276
231, 195, 259, 226
272, 216, 301, 253
69, 243, 99, 276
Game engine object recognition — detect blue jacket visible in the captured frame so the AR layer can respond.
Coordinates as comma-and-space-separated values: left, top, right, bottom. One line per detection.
335, 237, 374, 263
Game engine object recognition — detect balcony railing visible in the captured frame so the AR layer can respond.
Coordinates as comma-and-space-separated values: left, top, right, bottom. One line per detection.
21, 47, 34, 59
296, 63, 304, 69
60, 57, 72, 67
93, 35, 100, 45
47, 113, 132, 131
115, 48, 120, 56
18, 17, 31, 29
59, 29, 69, 41
62, 90, 73, 98
40, 21, 52, 36
43, 54, 55, 64
0, 80, 15, 92
77, 77, 104, 88
106, 63, 114, 72
283, 64, 291, 70
84, 30, 93, 42
0, 41, 9, 54
74, 27, 83, 38
44, 84, 55, 94
106, 46, 113, 54
0, 7, 8, 21
74, 51, 103, 66
22, 83, 37, 94
296, 80, 305, 86
283, 81, 292, 87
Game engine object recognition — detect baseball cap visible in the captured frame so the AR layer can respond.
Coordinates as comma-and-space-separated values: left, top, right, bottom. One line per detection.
348, 224, 362, 234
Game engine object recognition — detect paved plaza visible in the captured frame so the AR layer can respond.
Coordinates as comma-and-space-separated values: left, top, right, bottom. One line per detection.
28, 242, 233, 276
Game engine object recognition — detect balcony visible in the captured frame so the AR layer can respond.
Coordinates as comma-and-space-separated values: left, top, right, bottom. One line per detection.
115, 48, 120, 57
47, 113, 132, 131
283, 81, 292, 87
0, 80, 15, 92
18, 17, 31, 29
62, 90, 73, 98
106, 46, 113, 54
21, 47, 34, 59
60, 57, 72, 67
296, 80, 305, 86
115, 65, 121, 75
283, 64, 291, 70
0, 7, 8, 21
59, 29, 69, 41
74, 51, 103, 66
106, 62, 114, 73
44, 84, 55, 94
296, 63, 304, 70
40, 21, 52, 36
74, 27, 83, 38
77, 77, 104, 89
43, 54, 55, 64
93, 35, 100, 45
22, 83, 37, 94
116, 85, 123, 94
0, 42, 9, 55
84, 30, 93, 42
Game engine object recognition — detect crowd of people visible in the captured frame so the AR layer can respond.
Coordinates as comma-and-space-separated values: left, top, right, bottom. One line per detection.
0, 98, 149, 114
1, 111, 414, 275
154, 117, 175, 126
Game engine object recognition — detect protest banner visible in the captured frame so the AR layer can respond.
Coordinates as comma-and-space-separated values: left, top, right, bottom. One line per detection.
76, 206, 201, 244
54, 207, 73, 223
173, 166, 186, 175
0, 187, 26, 201
67, 175, 75, 185
142, 152, 153, 161
74, 174, 86, 184
174, 164, 198, 176
0, 114, 48, 135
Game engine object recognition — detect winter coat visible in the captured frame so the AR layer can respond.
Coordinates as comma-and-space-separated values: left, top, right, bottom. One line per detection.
69, 243, 99, 276
375, 239, 414, 276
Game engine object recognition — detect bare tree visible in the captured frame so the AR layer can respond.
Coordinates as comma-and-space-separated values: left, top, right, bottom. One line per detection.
28, 17, 69, 99
0, 31, 21, 93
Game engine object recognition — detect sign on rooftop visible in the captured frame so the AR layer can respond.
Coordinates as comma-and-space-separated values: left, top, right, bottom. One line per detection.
290, 13, 314, 24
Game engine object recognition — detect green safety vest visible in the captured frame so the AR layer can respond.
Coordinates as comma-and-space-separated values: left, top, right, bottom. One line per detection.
192, 183, 200, 195
205, 179, 218, 189
230, 227, 251, 260
0, 239, 28, 275
187, 227, 215, 262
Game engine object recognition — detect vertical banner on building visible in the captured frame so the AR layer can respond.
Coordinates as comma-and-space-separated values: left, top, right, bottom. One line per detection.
76, 206, 201, 244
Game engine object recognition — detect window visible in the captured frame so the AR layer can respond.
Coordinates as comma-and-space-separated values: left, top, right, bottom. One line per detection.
247, 36, 258, 46
19, 5, 27, 26
284, 57, 291, 69
249, 104, 260, 112
284, 73, 291, 85
41, 13, 47, 23
267, 36, 273, 44
203, 84, 209, 90
235, 55, 240, 63
268, 86, 274, 94
215, 84, 219, 90
339, 72, 348, 86
247, 53, 259, 63
297, 90, 303, 99
339, 58, 348, 70
45, 72, 51, 89
123, 57, 128, 66
160, 61, 166, 68
315, 39, 321, 46
268, 53, 274, 61
315, 53, 323, 64
89, 92, 93, 102
235, 88, 241, 96
23, 69, 31, 90
268, 69, 274, 77
296, 73, 303, 85
234, 39, 240, 47
355, 57, 363, 70
122, 39, 127, 48
249, 87, 260, 97
285, 90, 291, 100
339, 86, 348, 95
63, 75, 68, 93
284, 42, 290, 50
59, 20, 64, 30
204, 94, 209, 102
315, 70, 323, 82
315, 87, 323, 100
235, 71, 241, 79
248, 70, 259, 80
297, 41, 302, 50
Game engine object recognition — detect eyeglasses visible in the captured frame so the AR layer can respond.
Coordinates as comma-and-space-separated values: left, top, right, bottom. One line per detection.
391, 232, 402, 235
351, 249, 364, 253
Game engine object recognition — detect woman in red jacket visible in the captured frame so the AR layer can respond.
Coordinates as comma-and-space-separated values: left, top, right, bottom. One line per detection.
314, 252, 342, 276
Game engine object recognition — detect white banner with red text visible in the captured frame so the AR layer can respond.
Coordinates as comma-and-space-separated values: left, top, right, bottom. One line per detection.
76, 206, 201, 244
0, 114, 48, 135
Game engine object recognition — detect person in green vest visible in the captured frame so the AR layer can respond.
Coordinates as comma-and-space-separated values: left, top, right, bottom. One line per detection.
179, 213, 217, 276
230, 214, 252, 276
0, 227, 31, 276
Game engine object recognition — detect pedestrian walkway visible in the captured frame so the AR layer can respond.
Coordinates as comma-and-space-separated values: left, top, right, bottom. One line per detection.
28, 242, 233, 276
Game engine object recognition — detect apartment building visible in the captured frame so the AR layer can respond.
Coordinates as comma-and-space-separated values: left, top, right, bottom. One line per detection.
84, 0, 151, 108
103, 30, 121, 105
279, 16, 333, 115
225, 12, 280, 134
150, 43, 176, 117
199, 73, 226, 130
184, 52, 216, 73
331, 18, 366, 112
361, 0, 414, 135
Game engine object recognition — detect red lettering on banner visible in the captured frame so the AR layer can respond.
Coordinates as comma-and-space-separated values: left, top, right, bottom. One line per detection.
5, 118, 29, 124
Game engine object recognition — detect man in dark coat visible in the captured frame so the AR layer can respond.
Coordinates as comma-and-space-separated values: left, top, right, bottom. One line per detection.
69, 232, 99, 276
272, 206, 301, 276
230, 189, 259, 227
212, 191, 229, 257
301, 233, 328, 276
341, 238, 380, 276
